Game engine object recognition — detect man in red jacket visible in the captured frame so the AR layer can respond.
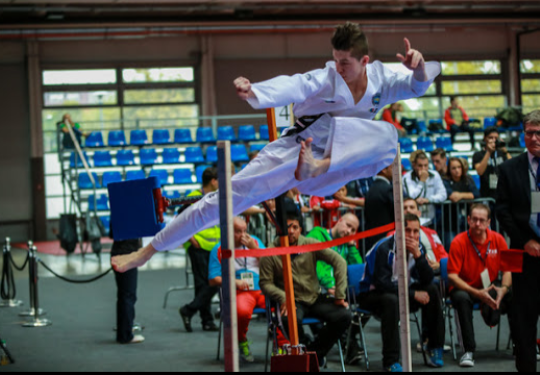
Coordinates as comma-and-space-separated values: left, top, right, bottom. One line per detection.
445, 96, 475, 148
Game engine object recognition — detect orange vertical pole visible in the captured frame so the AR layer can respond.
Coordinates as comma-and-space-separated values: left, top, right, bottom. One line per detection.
266, 108, 300, 353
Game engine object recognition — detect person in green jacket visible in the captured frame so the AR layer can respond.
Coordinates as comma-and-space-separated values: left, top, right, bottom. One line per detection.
308, 213, 363, 296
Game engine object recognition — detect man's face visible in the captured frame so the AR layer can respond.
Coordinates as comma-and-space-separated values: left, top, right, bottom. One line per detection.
332, 49, 368, 84
432, 155, 447, 173
405, 219, 421, 243
413, 157, 430, 175
403, 200, 420, 218
525, 123, 540, 157
334, 214, 359, 239
451, 99, 459, 109
233, 219, 248, 248
468, 208, 491, 238
287, 219, 302, 246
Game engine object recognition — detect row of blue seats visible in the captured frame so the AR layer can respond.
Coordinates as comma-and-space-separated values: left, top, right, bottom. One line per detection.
77, 165, 213, 189
69, 143, 265, 168
399, 136, 454, 153
85, 125, 272, 148
416, 117, 522, 135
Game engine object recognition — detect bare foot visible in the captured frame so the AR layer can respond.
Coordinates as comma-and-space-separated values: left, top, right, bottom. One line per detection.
294, 137, 331, 181
111, 244, 157, 273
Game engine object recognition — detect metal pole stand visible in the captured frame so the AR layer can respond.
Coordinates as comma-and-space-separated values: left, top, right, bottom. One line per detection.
0, 238, 24, 308
19, 241, 46, 317
162, 249, 194, 309
21, 246, 51, 327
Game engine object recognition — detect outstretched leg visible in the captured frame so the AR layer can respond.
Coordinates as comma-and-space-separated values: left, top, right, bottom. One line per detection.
111, 244, 157, 273
294, 138, 331, 181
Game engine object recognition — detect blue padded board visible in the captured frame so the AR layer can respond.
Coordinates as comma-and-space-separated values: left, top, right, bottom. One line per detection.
108, 177, 165, 241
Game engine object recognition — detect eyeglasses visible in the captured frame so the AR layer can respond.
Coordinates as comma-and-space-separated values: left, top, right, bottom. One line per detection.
469, 217, 489, 225
525, 130, 540, 139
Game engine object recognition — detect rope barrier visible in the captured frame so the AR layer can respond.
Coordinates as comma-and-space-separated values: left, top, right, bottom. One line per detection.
1, 254, 16, 301
8, 252, 30, 271
37, 258, 113, 284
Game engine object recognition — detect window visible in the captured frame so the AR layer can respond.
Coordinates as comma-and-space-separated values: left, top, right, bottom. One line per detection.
521, 60, 540, 114
44, 90, 117, 107
441, 61, 501, 75
122, 67, 194, 83
124, 88, 195, 105
43, 69, 117, 85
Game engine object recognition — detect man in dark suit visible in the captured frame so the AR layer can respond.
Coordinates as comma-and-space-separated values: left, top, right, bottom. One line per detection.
497, 110, 540, 372
365, 164, 394, 249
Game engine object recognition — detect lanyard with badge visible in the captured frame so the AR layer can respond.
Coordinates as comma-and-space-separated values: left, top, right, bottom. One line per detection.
467, 231, 492, 289
488, 151, 499, 190
239, 245, 255, 290
529, 161, 540, 217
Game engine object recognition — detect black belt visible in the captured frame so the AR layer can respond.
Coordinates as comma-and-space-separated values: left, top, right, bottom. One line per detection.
284, 114, 324, 137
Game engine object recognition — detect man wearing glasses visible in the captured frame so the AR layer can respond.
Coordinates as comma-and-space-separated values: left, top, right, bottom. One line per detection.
497, 110, 540, 372
448, 203, 514, 368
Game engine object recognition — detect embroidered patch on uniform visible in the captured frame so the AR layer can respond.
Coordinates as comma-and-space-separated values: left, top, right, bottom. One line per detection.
305, 73, 312, 81
372, 94, 381, 106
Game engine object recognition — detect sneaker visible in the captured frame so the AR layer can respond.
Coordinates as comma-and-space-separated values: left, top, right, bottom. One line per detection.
239, 341, 255, 363
124, 334, 145, 344
202, 322, 219, 332
384, 363, 403, 372
426, 348, 444, 368
460, 352, 475, 368
179, 306, 193, 333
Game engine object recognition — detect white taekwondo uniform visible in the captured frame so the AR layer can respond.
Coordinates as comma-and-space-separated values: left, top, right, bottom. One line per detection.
151, 60, 441, 251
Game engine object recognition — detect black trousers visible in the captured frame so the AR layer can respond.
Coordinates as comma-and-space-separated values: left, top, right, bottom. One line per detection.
358, 283, 445, 368
184, 246, 218, 325
450, 287, 514, 354
512, 255, 540, 373
450, 123, 475, 146
281, 294, 352, 360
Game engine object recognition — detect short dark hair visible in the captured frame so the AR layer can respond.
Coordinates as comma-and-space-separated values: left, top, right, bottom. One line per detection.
202, 167, 218, 187
403, 197, 418, 208
410, 150, 428, 164
450, 96, 457, 103
484, 126, 499, 139
470, 203, 491, 218
331, 22, 369, 60
524, 110, 540, 131
286, 212, 303, 229
404, 213, 421, 227
431, 148, 447, 159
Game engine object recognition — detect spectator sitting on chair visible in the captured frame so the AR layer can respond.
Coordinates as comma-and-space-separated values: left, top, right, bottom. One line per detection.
431, 148, 448, 179
442, 157, 481, 250
358, 213, 446, 371
448, 203, 514, 368
397, 103, 422, 135
308, 212, 363, 365
382, 103, 407, 138
208, 216, 288, 363
259, 211, 352, 367
179, 167, 220, 333
444, 96, 475, 147
473, 126, 512, 201
403, 150, 447, 223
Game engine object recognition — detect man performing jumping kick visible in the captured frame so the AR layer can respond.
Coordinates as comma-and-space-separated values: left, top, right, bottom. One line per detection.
112, 22, 441, 273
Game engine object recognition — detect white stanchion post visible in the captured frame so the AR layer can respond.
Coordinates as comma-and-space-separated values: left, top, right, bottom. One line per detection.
392, 146, 412, 372
217, 141, 239, 372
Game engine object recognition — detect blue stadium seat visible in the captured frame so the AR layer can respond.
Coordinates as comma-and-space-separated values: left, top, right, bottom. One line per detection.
102, 171, 123, 187
249, 143, 266, 153
238, 125, 257, 142
196, 128, 216, 143
93, 151, 113, 167
140, 148, 159, 165
152, 129, 171, 145
162, 148, 181, 164
398, 138, 414, 153
78, 172, 100, 189
196, 165, 212, 183
174, 169, 194, 185
218, 126, 237, 142
162, 190, 181, 200
471, 174, 481, 190
185, 147, 205, 164
126, 170, 146, 181
69, 152, 90, 168
484, 117, 497, 129
88, 194, 109, 211
259, 125, 270, 140
436, 136, 454, 152
108, 130, 126, 147
520, 133, 526, 148
85, 132, 104, 148
99, 216, 111, 234
116, 150, 135, 166
417, 136, 435, 152
231, 144, 249, 163
130, 129, 149, 146
174, 128, 194, 144
149, 169, 169, 187
206, 146, 218, 163
402, 159, 412, 171
417, 120, 427, 134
